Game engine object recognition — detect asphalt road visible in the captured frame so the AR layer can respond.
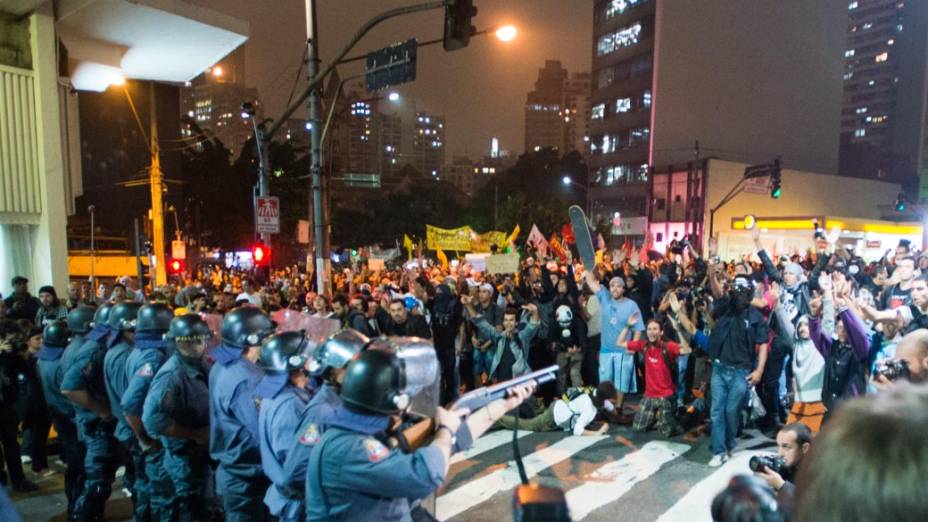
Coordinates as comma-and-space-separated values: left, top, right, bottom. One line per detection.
10, 422, 776, 521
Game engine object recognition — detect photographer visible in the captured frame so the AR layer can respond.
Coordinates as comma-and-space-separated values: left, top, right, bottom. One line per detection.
753, 422, 812, 509
872, 328, 928, 390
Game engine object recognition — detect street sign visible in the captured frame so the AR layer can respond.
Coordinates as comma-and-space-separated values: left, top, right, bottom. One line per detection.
171, 240, 186, 260
256, 196, 280, 234
743, 175, 770, 195
297, 220, 310, 244
366, 38, 417, 92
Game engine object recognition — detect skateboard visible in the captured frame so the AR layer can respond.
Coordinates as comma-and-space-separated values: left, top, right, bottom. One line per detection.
569, 205, 596, 272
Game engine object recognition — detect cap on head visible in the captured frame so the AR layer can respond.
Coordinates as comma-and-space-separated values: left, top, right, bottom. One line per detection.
43, 321, 70, 348
136, 303, 174, 334
220, 307, 275, 348
68, 306, 97, 334
259, 331, 311, 373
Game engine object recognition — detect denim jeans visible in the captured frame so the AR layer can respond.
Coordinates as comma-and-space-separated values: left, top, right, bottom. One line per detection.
675, 354, 690, 405
710, 361, 750, 455
473, 348, 493, 382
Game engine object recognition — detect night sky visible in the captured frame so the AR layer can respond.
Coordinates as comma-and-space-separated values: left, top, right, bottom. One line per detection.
190, 0, 592, 158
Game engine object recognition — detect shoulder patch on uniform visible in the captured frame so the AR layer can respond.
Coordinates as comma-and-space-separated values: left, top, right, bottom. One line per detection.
363, 438, 389, 463
136, 362, 154, 377
299, 423, 321, 445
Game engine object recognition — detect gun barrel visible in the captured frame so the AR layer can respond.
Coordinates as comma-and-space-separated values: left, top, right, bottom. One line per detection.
452, 365, 558, 412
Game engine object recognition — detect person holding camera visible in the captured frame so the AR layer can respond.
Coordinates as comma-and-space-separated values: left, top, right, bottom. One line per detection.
871, 328, 928, 390
752, 422, 812, 510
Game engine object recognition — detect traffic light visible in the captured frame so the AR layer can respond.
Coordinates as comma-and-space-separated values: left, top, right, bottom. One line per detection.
895, 192, 906, 212
167, 258, 184, 275
252, 242, 271, 267
443, 0, 478, 51
769, 160, 782, 199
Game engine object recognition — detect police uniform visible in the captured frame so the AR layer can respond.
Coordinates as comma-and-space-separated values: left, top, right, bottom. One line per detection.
305, 406, 447, 522
36, 328, 85, 512
121, 331, 171, 519
142, 353, 213, 521
60, 323, 119, 520
103, 332, 140, 503
209, 343, 268, 520
257, 375, 312, 521
282, 383, 340, 500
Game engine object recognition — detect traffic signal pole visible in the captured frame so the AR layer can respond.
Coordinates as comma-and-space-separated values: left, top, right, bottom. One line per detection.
306, 0, 326, 295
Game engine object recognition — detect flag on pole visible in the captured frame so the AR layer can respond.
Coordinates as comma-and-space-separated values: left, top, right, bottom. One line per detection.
527, 224, 548, 257
403, 234, 414, 260
506, 224, 521, 246
436, 245, 449, 270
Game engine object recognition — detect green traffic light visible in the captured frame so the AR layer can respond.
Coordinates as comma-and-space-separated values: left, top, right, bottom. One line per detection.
772, 187, 781, 199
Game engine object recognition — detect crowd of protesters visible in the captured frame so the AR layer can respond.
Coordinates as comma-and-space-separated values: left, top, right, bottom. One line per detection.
1, 221, 928, 521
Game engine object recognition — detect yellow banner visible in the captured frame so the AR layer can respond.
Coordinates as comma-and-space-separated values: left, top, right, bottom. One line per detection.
471, 231, 508, 253
426, 225, 473, 251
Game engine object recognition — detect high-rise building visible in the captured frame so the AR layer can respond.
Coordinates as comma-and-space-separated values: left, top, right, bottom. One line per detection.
413, 112, 446, 178
561, 72, 592, 157
524, 60, 569, 152
839, 0, 928, 183
589, 0, 846, 230
181, 46, 258, 161
443, 156, 477, 196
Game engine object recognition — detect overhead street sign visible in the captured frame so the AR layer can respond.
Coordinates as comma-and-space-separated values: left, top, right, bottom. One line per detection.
256, 196, 280, 234
366, 38, 417, 92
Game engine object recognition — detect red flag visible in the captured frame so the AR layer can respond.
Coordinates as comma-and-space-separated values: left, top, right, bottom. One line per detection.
561, 223, 575, 245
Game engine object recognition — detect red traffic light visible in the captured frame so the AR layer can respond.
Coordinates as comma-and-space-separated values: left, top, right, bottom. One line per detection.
252, 243, 270, 267
168, 258, 184, 275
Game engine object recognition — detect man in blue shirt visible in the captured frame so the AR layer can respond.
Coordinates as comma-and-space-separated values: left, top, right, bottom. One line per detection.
38, 306, 93, 514
142, 314, 214, 521
257, 332, 313, 521
121, 303, 173, 520
209, 307, 275, 521
585, 270, 645, 414
61, 303, 119, 520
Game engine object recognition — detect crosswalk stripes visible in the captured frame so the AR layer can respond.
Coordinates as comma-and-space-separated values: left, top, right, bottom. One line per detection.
436, 434, 610, 521
656, 450, 768, 522
564, 441, 691, 520
449, 430, 532, 465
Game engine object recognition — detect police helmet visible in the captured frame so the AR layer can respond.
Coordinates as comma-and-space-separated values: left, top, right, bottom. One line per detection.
108, 302, 142, 332
43, 321, 71, 348
68, 306, 96, 334
166, 314, 212, 345
259, 331, 311, 373
220, 307, 275, 348
136, 303, 174, 334
340, 348, 409, 415
309, 328, 369, 376
92, 303, 113, 329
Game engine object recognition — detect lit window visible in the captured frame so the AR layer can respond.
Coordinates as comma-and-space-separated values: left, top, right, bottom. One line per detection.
875, 52, 889, 62
591, 103, 605, 120
888, 39, 895, 45
642, 90, 652, 108
616, 97, 632, 113
856, 107, 868, 114
844, 49, 855, 58
862, 22, 872, 30
855, 128, 866, 137
848, 1, 858, 9
897, 24, 903, 32
597, 22, 642, 56
843, 72, 854, 80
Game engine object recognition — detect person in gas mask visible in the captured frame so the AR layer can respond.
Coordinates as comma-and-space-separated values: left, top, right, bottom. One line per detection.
550, 305, 586, 394
706, 277, 769, 467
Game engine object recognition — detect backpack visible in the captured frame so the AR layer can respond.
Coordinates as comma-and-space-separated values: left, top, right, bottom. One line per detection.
659, 341, 679, 390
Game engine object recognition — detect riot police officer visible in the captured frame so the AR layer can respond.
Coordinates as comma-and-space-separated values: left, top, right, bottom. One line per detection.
281, 329, 368, 503
61, 303, 119, 521
102, 302, 141, 507
306, 347, 535, 521
142, 314, 214, 521
209, 307, 275, 520
256, 331, 314, 521
121, 303, 173, 520
36, 319, 85, 515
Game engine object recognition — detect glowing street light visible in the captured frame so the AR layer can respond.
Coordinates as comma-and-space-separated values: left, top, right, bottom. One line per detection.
387, 92, 400, 102
212, 65, 223, 78
495, 25, 518, 42
562, 175, 572, 185
109, 75, 126, 87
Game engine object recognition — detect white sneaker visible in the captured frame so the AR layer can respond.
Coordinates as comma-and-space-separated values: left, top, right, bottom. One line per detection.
708, 453, 729, 467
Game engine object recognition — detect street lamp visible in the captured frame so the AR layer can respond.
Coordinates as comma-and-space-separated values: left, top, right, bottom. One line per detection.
561, 175, 591, 216
495, 25, 517, 42
387, 91, 401, 102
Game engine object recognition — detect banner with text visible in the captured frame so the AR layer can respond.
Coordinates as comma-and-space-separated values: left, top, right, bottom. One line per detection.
426, 225, 474, 251
471, 230, 508, 253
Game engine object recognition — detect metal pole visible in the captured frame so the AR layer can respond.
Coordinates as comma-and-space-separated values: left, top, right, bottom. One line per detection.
149, 82, 167, 286
252, 119, 271, 246
494, 181, 498, 229
307, 0, 326, 295
134, 218, 144, 289
88, 205, 95, 289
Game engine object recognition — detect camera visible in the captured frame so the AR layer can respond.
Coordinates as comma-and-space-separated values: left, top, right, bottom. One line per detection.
874, 359, 910, 382
749, 455, 785, 475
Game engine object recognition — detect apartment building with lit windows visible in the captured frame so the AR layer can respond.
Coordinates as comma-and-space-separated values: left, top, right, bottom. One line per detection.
589, 0, 847, 239
839, 0, 928, 183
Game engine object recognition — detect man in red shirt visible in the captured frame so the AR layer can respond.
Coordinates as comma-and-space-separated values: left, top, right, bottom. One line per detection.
625, 317, 691, 436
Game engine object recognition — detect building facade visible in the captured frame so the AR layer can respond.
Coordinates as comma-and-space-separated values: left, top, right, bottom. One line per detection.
524, 60, 569, 152
589, 0, 847, 240
413, 111, 446, 178
839, 0, 928, 184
